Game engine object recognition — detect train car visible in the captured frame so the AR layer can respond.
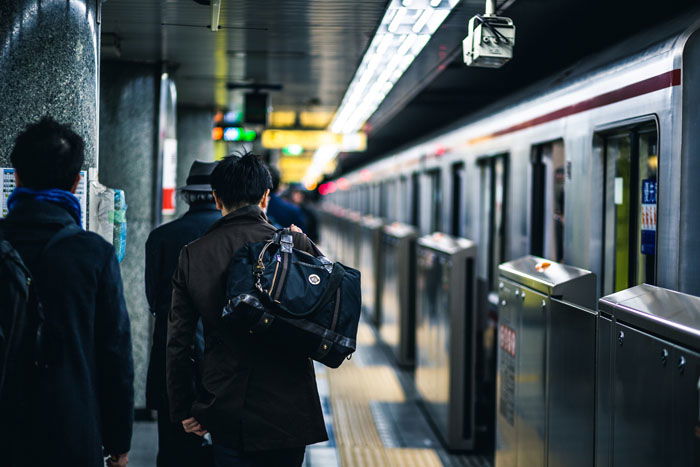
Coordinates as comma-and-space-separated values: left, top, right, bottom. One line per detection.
323, 14, 700, 449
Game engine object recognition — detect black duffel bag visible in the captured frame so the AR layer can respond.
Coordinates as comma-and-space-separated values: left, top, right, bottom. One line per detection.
222, 229, 361, 368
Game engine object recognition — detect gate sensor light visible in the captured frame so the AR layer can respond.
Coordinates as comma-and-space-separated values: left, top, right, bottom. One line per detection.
463, 0, 515, 68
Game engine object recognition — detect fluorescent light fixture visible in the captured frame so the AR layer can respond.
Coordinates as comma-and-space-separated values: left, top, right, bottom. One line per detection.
304, 0, 460, 186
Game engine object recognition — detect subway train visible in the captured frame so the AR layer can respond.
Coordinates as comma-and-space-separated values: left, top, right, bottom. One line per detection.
320, 14, 700, 466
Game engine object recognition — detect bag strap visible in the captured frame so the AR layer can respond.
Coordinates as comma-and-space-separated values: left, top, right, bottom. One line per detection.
307, 262, 346, 316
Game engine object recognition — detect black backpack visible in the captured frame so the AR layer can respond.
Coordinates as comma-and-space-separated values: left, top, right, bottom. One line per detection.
0, 223, 81, 408
223, 229, 361, 368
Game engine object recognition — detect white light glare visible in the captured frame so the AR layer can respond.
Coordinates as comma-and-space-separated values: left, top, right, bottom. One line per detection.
304, 0, 458, 184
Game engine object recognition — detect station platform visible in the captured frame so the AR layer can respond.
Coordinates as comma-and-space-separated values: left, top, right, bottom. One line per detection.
129, 319, 492, 467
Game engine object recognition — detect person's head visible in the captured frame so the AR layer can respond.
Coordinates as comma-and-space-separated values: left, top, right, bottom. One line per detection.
10, 117, 85, 192
178, 160, 219, 207
210, 153, 272, 214
267, 164, 281, 194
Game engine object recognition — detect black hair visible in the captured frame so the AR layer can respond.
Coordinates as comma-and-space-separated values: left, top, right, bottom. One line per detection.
267, 164, 281, 193
210, 153, 272, 210
180, 190, 215, 206
10, 117, 85, 190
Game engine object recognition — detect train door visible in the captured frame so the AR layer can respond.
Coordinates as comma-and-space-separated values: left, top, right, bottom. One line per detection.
477, 154, 509, 292
530, 140, 566, 262
451, 162, 466, 237
598, 122, 658, 295
411, 172, 420, 229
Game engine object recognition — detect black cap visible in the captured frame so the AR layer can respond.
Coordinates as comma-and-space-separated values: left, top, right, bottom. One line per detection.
179, 160, 219, 192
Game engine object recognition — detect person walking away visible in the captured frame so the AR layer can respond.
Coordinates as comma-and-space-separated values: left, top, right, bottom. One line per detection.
146, 160, 221, 467
289, 184, 319, 243
167, 154, 328, 467
266, 165, 307, 231
0, 117, 134, 467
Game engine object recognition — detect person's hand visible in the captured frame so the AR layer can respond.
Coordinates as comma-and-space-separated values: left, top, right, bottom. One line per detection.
290, 224, 303, 233
182, 417, 208, 437
106, 452, 128, 466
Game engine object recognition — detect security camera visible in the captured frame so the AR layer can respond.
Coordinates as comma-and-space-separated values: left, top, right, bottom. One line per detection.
463, 14, 515, 68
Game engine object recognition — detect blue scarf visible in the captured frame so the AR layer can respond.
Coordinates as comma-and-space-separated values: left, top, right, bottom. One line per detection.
7, 187, 82, 226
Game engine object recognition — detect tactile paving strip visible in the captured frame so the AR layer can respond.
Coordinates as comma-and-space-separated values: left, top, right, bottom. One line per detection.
338, 446, 442, 467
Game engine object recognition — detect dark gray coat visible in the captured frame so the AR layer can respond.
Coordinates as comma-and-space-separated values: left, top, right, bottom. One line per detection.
145, 202, 221, 410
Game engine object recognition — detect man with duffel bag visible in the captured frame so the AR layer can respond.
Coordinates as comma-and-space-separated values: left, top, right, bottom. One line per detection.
166, 153, 360, 467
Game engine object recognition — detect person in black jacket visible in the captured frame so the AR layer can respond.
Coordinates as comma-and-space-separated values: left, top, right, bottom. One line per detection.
146, 160, 221, 467
0, 117, 134, 467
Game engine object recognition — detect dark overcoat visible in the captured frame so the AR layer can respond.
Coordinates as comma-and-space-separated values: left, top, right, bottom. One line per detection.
0, 198, 134, 466
145, 202, 221, 410
166, 205, 328, 451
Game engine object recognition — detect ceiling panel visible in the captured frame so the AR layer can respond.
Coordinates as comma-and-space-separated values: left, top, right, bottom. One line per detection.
101, 0, 387, 110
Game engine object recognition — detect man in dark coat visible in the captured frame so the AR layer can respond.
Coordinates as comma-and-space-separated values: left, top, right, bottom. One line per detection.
267, 164, 307, 231
167, 154, 327, 467
0, 117, 134, 467
146, 160, 220, 467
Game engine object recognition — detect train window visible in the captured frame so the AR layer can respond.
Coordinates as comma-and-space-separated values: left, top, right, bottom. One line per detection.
427, 169, 442, 233
600, 122, 658, 294
411, 172, 420, 229
530, 140, 565, 262
451, 162, 466, 237
477, 154, 509, 290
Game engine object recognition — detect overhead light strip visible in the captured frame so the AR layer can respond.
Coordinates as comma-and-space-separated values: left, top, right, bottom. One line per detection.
304, 0, 460, 186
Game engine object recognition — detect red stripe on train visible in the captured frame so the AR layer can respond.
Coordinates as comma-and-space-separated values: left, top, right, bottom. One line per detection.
473, 69, 681, 143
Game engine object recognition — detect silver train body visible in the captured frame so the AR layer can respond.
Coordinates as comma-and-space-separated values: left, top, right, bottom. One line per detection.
327, 16, 700, 300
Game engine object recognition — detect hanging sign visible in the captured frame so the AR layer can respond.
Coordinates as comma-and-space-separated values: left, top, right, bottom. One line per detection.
641, 179, 657, 255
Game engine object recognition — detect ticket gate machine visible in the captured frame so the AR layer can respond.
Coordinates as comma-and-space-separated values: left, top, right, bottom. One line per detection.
496, 256, 596, 467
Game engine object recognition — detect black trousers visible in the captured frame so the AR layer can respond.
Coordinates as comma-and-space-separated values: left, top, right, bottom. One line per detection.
156, 409, 213, 467
212, 444, 305, 467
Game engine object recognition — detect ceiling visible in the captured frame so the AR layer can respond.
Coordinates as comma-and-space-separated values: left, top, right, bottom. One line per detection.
101, 0, 388, 111
101, 0, 700, 177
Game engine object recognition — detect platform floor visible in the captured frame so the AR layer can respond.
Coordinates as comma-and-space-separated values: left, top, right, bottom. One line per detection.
131, 321, 492, 467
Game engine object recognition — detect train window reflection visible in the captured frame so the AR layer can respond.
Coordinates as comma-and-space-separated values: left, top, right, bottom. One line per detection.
601, 122, 658, 294
530, 140, 565, 262
477, 154, 509, 290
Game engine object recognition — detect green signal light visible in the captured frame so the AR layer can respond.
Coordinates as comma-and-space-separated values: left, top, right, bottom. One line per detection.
282, 144, 304, 156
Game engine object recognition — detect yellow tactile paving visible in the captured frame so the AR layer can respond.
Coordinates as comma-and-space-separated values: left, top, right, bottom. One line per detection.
331, 398, 383, 447
339, 446, 443, 467
328, 363, 405, 403
327, 323, 444, 466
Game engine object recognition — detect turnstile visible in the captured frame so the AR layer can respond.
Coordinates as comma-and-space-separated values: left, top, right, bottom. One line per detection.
380, 222, 417, 367
496, 256, 596, 467
597, 285, 700, 467
358, 216, 383, 327
415, 232, 476, 450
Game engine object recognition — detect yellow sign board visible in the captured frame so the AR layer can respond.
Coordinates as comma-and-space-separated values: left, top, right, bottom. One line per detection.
279, 155, 313, 183
262, 130, 366, 151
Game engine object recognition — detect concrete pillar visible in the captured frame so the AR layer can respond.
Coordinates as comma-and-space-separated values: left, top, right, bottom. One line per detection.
175, 105, 216, 216
0, 0, 100, 167
99, 61, 177, 409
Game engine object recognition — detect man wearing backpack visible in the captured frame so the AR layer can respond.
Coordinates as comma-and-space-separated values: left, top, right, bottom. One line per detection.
0, 118, 134, 467
167, 154, 327, 467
